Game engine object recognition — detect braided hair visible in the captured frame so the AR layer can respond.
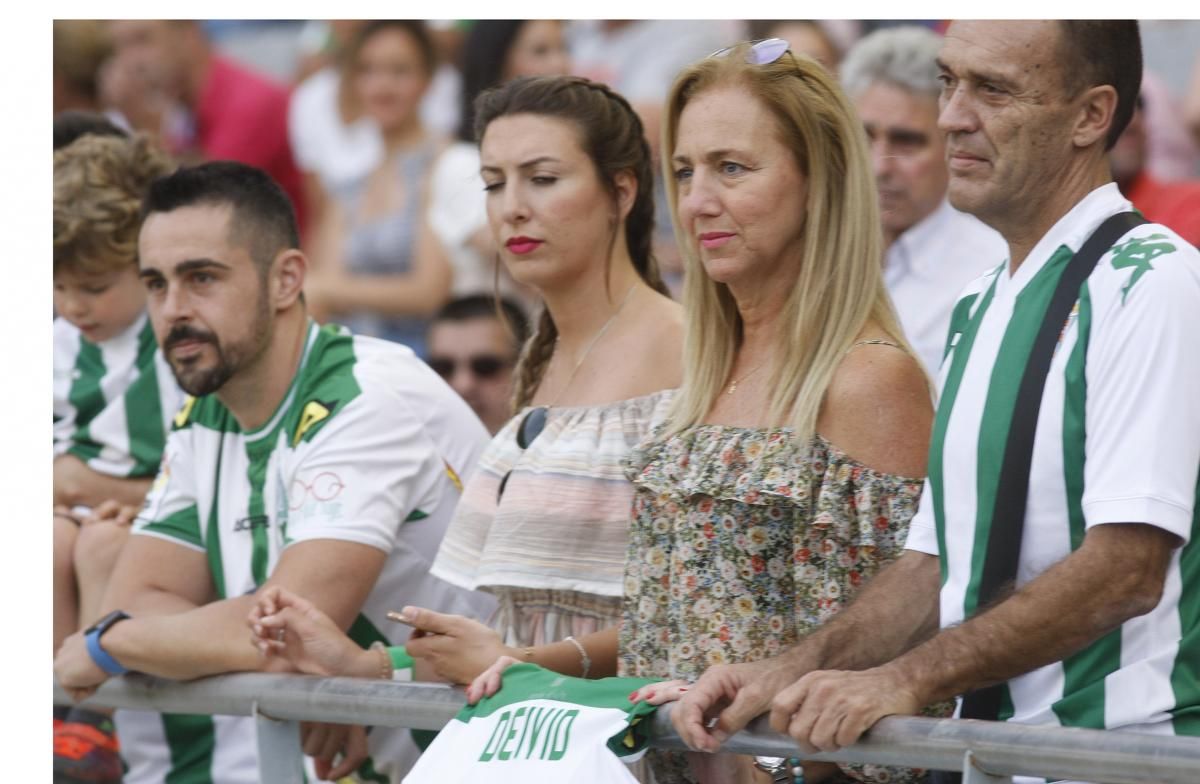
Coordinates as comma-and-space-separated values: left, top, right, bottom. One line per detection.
473, 75, 669, 410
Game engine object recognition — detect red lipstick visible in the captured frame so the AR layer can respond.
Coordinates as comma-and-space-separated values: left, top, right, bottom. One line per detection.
506, 236, 544, 255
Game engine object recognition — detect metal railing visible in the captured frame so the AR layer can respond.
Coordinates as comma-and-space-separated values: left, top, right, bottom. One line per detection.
55, 673, 1200, 784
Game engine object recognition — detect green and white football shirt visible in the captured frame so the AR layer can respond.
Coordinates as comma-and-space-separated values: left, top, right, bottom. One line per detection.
53, 312, 182, 480
120, 321, 495, 784
906, 184, 1200, 738
403, 664, 657, 784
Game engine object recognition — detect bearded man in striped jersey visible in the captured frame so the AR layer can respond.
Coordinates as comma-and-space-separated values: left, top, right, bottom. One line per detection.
672, 21, 1199, 783
54, 161, 495, 784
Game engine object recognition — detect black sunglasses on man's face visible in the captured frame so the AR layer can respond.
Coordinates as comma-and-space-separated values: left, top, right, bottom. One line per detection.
428, 354, 511, 380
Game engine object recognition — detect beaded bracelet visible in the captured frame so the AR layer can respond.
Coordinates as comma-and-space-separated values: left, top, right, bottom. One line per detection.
563, 635, 591, 679
368, 641, 393, 680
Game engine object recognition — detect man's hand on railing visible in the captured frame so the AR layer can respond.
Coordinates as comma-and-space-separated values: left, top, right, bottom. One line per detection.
54, 628, 110, 703
300, 721, 368, 781
769, 666, 922, 753
248, 586, 377, 679
671, 658, 806, 753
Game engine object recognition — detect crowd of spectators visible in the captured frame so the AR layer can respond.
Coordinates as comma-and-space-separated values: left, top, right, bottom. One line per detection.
51, 18, 1200, 784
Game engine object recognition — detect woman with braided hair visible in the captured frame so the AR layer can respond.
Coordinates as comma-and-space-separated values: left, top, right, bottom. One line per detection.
248, 74, 682, 691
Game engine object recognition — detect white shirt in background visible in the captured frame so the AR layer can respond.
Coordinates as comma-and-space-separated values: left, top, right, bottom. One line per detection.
883, 199, 1007, 377
287, 67, 383, 198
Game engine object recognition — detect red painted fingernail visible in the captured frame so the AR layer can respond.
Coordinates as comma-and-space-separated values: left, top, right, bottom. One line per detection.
628, 690, 639, 701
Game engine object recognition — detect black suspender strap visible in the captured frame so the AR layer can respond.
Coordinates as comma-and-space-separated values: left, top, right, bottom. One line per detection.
958, 211, 1147, 723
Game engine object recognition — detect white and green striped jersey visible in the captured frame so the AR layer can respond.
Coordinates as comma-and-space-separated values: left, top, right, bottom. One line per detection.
53, 312, 182, 479
403, 664, 657, 784
119, 321, 496, 784
906, 184, 1200, 740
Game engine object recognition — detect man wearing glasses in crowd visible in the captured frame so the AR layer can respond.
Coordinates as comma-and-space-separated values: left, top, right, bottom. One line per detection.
426, 295, 529, 435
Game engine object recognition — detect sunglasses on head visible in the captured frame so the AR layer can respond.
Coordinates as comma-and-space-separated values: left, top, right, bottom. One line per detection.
496, 405, 549, 502
709, 37, 792, 65
428, 355, 511, 381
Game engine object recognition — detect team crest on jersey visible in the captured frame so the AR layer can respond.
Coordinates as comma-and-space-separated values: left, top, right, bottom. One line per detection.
1056, 301, 1081, 352
1110, 233, 1174, 303
293, 399, 337, 446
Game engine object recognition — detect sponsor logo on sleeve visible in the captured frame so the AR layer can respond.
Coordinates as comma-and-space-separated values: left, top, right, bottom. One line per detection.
288, 471, 347, 522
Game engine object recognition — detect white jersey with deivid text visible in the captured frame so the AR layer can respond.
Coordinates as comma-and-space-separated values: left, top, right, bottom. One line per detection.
403, 664, 657, 784
119, 322, 495, 784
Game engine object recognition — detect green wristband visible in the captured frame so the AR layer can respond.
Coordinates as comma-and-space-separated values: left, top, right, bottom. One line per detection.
387, 645, 415, 680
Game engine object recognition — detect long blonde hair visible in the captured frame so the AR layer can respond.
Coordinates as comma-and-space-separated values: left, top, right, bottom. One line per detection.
661, 43, 914, 440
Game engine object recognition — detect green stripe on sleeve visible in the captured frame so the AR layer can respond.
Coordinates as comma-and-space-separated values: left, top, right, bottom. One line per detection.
66, 436, 104, 465
929, 284, 996, 585
142, 505, 203, 549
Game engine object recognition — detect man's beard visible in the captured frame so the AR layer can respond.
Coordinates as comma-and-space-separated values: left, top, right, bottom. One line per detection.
163, 294, 271, 397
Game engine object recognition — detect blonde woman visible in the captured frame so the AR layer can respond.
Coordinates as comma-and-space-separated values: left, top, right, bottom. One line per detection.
619, 38, 942, 784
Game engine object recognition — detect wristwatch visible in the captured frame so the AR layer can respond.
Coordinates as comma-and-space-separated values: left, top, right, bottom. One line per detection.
84, 610, 131, 675
753, 756, 804, 783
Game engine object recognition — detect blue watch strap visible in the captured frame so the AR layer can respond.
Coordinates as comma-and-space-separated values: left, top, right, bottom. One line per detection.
85, 627, 129, 676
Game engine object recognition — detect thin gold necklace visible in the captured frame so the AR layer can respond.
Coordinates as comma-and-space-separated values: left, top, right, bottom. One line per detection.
726, 361, 767, 395
547, 283, 638, 406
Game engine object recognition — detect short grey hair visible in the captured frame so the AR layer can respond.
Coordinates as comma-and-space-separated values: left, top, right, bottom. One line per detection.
840, 25, 944, 100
